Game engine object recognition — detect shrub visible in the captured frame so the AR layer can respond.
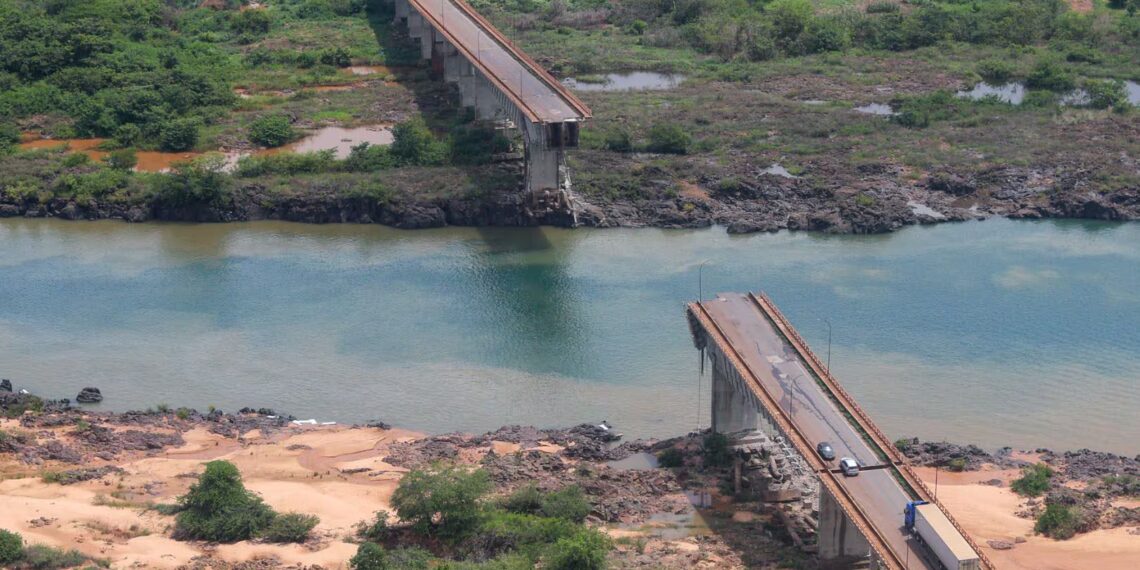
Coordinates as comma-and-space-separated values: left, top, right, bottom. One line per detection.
173, 460, 276, 542
261, 513, 319, 543
231, 9, 271, 38
391, 117, 446, 166
1011, 463, 1054, 497
1083, 79, 1129, 110
703, 432, 733, 468
802, 17, 852, 54
159, 118, 200, 152
656, 447, 683, 468
350, 542, 389, 570
107, 148, 137, 171
1035, 503, 1080, 539
646, 124, 690, 154
1025, 60, 1075, 92
387, 547, 432, 569
154, 155, 231, 207
477, 511, 579, 555
946, 458, 967, 472
113, 124, 142, 148
356, 511, 390, 542
503, 484, 544, 515
344, 143, 397, 172
390, 466, 491, 538
0, 529, 22, 564
603, 128, 632, 152
894, 438, 913, 453
248, 115, 295, 148
18, 545, 88, 570
450, 123, 510, 165
543, 529, 611, 570
540, 486, 591, 523
976, 59, 1016, 84
866, 1, 900, 13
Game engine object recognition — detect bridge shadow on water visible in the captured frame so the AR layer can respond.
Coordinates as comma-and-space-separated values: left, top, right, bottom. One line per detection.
458, 226, 595, 379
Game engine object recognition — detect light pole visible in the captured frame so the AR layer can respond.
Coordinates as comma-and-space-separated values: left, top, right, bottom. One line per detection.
821, 317, 832, 374
698, 259, 711, 304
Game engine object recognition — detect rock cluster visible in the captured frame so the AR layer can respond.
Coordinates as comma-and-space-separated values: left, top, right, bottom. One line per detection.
76, 387, 103, 403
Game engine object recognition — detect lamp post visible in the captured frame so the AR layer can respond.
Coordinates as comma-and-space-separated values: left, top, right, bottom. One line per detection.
821, 317, 832, 374
698, 259, 711, 304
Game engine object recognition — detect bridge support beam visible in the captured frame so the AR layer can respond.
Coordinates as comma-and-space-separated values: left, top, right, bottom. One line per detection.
710, 353, 760, 434
818, 486, 872, 561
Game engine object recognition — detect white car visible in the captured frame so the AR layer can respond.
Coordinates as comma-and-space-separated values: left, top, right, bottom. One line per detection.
839, 457, 860, 477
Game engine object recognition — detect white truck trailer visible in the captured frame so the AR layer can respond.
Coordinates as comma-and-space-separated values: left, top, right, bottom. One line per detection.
904, 501, 980, 570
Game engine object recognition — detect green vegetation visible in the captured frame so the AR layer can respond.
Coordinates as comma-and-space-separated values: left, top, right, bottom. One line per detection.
174, 460, 276, 542
172, 461, 320, 543
357, 464, 609, 569
1011, 463, 1055, 497
656, 447, 684, 468
262, 513, 320, 543
249, 114, 296, 148
390, 465, 491, 538
0, 529, 21, 565
0, 530, 105, 570
1034, 503, 1080, 539
702, 432, 733, 468
946, 457, 968, 472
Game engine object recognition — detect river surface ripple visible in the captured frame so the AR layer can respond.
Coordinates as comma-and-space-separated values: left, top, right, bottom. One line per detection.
0, 218, 1136, 454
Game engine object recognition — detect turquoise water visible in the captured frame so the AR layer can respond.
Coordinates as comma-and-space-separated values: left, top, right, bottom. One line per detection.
0, 218, 1136, 454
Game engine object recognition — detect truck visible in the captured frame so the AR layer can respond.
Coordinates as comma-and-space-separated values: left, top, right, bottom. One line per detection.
904, 501, 980, 570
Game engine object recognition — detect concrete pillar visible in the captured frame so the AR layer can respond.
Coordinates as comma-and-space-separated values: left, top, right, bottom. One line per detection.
818, 486, 871, 560
710, 359, 760, 434
408, 12, 424, 40
420, 25, 434, 60
474, 73, 499, 120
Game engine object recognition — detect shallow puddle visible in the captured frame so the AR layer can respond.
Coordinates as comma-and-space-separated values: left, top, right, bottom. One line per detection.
562, 72, 685, 92
347, 65, 390, 76
19, 138, 203, 173
853, 103, 895, 116
762, 164, 798, 179
606, 452, 659, 471
957, 82, 1026, 104
274, 125, 394, 159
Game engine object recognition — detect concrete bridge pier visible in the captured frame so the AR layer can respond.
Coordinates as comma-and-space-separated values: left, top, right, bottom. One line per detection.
818, 485, 873, 563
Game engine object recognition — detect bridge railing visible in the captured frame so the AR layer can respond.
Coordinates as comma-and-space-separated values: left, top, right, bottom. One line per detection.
750, 292, 995, 570
689, 302, 903, 570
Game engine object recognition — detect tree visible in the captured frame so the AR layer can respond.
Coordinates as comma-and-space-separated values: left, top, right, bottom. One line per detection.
1011, 463, 1054, 497
0, 529, 22, 565
541, 486, 591, 523
249, 115, 295, 148
350, 542, 389, 570
390, 466, 490, 538
107, 148, 138, 171
173, 460, 276, 542
543, 530, 610, 570
160, 118, 200, 152
646, 124, 690, 154
391, 118, 445, 166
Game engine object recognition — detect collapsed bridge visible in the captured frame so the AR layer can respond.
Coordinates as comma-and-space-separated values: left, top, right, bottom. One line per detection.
391, 0, 591, 201
688, 292, 994, 570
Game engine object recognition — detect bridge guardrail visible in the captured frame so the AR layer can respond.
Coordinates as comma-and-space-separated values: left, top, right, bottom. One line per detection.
689, 302, 903, 570
749, 292, 995, 570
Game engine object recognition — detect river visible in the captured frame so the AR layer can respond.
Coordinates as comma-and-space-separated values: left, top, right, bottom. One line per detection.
0, 218, 1136, 455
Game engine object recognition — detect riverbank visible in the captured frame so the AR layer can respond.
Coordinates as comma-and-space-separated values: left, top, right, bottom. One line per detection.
1, 159, 1138, 234
2, 388, 1138, 569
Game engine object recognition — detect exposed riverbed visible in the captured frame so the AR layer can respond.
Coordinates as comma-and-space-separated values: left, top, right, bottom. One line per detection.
0, 218, 1137, 455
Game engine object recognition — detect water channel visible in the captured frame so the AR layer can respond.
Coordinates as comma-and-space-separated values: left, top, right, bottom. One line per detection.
0, 218, 1136, 454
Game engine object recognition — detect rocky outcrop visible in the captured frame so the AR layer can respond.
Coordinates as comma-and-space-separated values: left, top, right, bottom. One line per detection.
0, 379, 11, 392
76, 387, 103, 403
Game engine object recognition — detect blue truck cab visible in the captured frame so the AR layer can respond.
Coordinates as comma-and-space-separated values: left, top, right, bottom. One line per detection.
904, 500, 929, 531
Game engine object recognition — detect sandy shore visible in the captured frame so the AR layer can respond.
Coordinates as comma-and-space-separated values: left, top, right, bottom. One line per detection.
915, 466, 1140, 569
0, 420, 422, 569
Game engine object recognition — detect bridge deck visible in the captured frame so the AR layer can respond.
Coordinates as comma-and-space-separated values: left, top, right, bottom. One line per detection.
407, 0, 589, 124
698, 293, 936, 568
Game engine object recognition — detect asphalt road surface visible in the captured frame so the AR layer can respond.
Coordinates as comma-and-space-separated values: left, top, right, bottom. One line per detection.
702, 293, 935, 568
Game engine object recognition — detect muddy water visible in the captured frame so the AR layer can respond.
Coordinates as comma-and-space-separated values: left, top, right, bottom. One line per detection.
18, 138, 203, 173
0, 218, 1137, 454
562, 72, 685, 92
958, 80, 1140, 106
275, 126, 394, 159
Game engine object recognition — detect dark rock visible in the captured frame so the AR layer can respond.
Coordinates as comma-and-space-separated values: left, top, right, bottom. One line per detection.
927, 171, 976, 195
0, 379, 11, 392
987, 539, 1014, 550
76, 387, 103, 403
366, 420, 391, 430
